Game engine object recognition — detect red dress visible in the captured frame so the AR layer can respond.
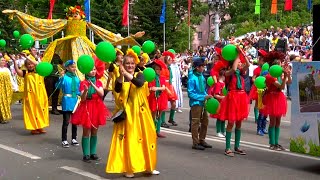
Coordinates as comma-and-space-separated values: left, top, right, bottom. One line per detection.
262, 74, 287, 117
161, 68, 178, 101
209, 81, 225, 119
219, 71, 249, 122
249, 66, 261, 100
71, 80, 111, 129
148, 76, 168, 112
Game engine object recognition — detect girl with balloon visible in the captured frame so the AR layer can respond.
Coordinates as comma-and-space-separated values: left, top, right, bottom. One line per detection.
262, 51, 291, 151
219, 45, 250, 157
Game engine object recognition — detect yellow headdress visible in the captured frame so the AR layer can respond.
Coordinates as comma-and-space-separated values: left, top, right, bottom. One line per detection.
141, 53, 150, 63
126, 48, 140, 64
22, 50, 31, 55
116, 48, 124, 56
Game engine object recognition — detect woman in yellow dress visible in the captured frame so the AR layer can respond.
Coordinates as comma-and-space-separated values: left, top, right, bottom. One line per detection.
106, 51, 159, 178
0, 57, 18, 123
11, 55, 49, 135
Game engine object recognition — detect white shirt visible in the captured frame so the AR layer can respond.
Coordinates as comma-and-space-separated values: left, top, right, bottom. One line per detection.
249, 64, 258, 77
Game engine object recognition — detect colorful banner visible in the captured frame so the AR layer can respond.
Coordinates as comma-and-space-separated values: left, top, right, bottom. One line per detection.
255, 0, 260, 14
291, 62, 320, 157
284, 0, 293, 11
48, 0, 55, 19
271, 0, 278, 14
84, 0, 90, 22
122, 0, 129, 26
308, 0, 313, 11
160, 0, 166, 24
188, 0, 192, 26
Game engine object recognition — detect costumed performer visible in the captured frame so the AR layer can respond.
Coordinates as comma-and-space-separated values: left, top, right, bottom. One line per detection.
170, 56, 184, 113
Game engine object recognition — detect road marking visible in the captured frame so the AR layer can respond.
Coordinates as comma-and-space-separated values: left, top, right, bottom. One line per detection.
160, 128, 320, 161
0, 144, 41, 160
60, 166, 109, 180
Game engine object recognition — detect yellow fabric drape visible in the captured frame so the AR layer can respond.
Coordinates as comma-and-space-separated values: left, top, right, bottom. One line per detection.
2, 10, 67, 40
0, 72, 13, 121
106, 74, 157, 174
257, 89, 265, 110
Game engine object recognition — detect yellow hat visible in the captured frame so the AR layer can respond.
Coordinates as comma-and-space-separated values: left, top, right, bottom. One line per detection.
116, 48, 124, 56
4, 55, 10, 61
126, 48, 140, 64
22, 50, 31, 55
141, 53, 150, 63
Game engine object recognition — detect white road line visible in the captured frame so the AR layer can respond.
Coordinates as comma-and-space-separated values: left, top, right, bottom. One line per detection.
60, 166, 109, 180
160, 128, 320, 161
0, 144, 41, 160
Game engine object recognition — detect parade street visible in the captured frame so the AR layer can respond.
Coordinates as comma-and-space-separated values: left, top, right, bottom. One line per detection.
0, 92, 319, 180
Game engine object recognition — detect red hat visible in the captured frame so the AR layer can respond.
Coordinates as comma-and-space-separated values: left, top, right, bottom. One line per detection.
162, 51, 175, 60
93, 55, 105, 79
153, 59, 167, 70
211, 60, 228, 76
263, 51, 286, 64
258, 49, 268, 57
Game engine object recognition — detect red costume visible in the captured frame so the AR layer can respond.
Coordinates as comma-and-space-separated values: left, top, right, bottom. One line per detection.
209, 81, 225, 118
249, 66, 262, 100
148, 76, 168, 112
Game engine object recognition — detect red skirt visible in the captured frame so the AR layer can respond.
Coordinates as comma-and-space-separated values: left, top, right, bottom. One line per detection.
262, 91, 287, 117
148, 92, 168, 112
219, 90, 249, 122
71, 95, 111, 129
249, 85, 258, 100
165, 82, 178, 101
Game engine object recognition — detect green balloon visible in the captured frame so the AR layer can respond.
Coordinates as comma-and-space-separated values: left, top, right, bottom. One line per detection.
132, 45, 141, 55
40, 38, 48, 45
77, 55, 94, 74
269, 65, 283, 78
261, 63, 269, 71
207, 76, 215, 87
205, 98, 220, 114
0, 39, 6, 48
13, 30, 20, 38
168, 49, 176, 54
222, 87, 228, 96
221, 44, 238, 61
20, 34, 34, 49
143, 67, 156, 82
142, 40, 155, 54
95, 42, 116, 63
254, 76, 266, 89
36, 62, 53, 77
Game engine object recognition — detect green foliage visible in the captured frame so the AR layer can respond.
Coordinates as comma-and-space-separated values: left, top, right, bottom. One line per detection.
290, 137, 306, 154
308, 141, 320, 157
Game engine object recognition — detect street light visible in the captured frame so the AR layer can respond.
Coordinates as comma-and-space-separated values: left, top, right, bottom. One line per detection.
207, 0, 226, 44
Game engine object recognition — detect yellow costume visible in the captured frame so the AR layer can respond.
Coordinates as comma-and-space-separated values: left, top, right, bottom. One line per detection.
23, 71, 49, 130
2, 10, 141, 79
106, 73, 157, 173
0, 68, 14, 122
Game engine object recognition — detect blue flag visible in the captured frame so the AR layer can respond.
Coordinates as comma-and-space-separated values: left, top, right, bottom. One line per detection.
307, 0, 312, 11
160, 0, 166, 24
84, 0, 90, 22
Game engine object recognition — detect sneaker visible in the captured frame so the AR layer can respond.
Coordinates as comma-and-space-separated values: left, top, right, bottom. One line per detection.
90, 154, 101, 161
168, 120, 178, 126
263, 128, 268, 134
62, 141, 69, 148
234, 148, 246, 155
192, 144, 205, 150
83, 155, 91, 163
216, 132, 225, 138
161, 122, 170, 128
71, 139, 79, 146
200, 141, 212, 148
224, 149, 234, 157
177, 109, 183, 113
269, 144, 276, 150
275, 144, 285, 151
257, 130, 264, 136
151, 170, 160, 175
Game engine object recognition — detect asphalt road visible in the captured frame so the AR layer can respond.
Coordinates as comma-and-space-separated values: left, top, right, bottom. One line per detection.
0, 92, 319, 180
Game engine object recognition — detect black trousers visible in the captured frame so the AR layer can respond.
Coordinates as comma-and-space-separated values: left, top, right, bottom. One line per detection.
44, 76, 60, 110
62, 111, 77, 141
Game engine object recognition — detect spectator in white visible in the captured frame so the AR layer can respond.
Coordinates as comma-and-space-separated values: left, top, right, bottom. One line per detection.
247, 43, 257, 58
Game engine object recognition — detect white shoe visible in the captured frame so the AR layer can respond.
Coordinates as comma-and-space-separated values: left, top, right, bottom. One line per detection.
62, 141, 69, 148
124, 173, 134, 178
177, 109, 183, 113
216, 133, 225, 138
151, 170, 160, 175
71, 139, 79, 146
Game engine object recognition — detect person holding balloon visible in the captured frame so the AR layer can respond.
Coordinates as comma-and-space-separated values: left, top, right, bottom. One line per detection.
56, 60, 80, 148
262, 51, 291, 151
187, 57, 213, 150
11, 54, 49, 135
219, 45, 250, 157
71, 59, 111, 162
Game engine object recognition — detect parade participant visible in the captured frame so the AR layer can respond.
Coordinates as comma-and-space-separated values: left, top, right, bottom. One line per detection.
45, 54, 63, 115
11, 54, 49, 134
170, 56, 184, 113
106, 51, 159, 177
219, 51, 250, 157
188, 57, 213, 150
209, 61, 227, 138
0, 57, 18, 124
71, 62, 110, 162
147, 59, 168, 138
135, 53, 148, 72
56, 60, 80, 148
263, 51, 290, 151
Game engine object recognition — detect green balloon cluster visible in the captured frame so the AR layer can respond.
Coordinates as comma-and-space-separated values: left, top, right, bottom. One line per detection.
77, 55, 94, 74
20, 34, 34, 49
36, 62, 53, 77
269, 65, 283, 78
261, 63, 269, 71
254, 76, 266, 89
143, 67, 156, 82
132, 45, 141, 55
95, 42, 116, 63
168, 49, 176, 54
142, 40, 155, 54
13, 30, 20, 38
205, 98, 220, 114
207, 76, 215, 87
0, 39, 6, 48
222, 44, 238, 61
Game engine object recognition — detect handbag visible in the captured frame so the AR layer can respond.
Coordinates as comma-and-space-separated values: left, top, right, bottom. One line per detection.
110, 84, 131, 123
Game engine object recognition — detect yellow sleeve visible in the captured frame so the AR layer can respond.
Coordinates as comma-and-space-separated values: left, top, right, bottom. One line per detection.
2, 9, 67, 40
86, 22, 140, 46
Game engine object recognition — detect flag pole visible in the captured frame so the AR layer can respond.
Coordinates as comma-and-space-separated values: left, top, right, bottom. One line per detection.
188, 25, 191, 50
163, 22, 166, 51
